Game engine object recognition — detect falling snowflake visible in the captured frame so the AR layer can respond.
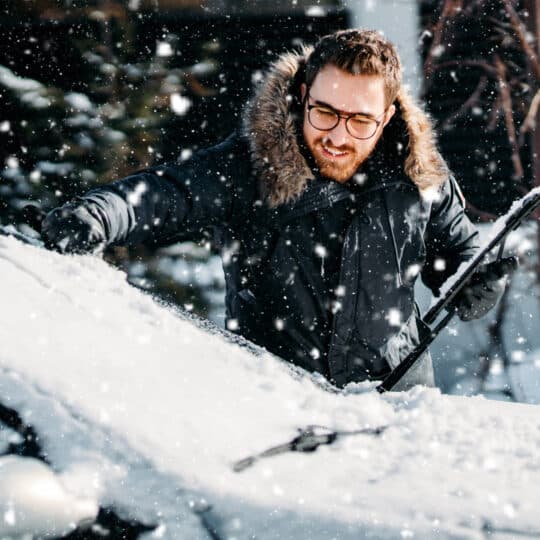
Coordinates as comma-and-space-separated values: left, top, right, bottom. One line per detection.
331, 300, 343, 314
170, 94, 192, 116
3, 507, 15, 526
252, 70, 264, 83
127, 181, 148, 207
314, 244, 327, 258
405, 264, 421, 280
353, 173, 367, 185
6, 156, 19, 169
510, 350, 524, 363
386, 308, 402, 327
503, 503, 517, 519
227, 319, 239, 331
29, 170, 41, 184
434, 258, 446, 271
305, 6, 325, 16
180, 148, 193, 161
432, 44, 445, 57
156, 41, 174, 57
335, 285, 346, 297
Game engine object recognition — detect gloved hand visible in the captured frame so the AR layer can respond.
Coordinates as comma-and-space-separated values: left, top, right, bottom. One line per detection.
451, 256, 518, 321
42, 202, 106, 254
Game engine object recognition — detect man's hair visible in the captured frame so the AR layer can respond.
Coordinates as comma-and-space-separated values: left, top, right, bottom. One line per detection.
304, 29, 402, 107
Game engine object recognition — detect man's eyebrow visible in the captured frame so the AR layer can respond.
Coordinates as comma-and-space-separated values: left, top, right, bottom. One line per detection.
311, 97, 376, 119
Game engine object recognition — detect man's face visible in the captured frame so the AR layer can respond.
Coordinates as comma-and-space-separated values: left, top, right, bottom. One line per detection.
301, 64, 395, 183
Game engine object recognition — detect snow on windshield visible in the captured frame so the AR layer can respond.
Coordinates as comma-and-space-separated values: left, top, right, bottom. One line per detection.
0, 234, 539, 539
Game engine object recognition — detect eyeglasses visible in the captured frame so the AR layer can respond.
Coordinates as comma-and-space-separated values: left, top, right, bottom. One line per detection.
305, 92, 386, 140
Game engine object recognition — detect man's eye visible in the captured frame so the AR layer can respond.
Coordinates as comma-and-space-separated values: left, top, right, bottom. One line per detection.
350, 116, 373, 126
316, 108, 336, 117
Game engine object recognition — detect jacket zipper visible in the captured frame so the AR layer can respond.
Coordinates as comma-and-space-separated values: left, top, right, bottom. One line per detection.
327, 212, 361, 379
381, 191, 404, 287
327, 182, 414, 377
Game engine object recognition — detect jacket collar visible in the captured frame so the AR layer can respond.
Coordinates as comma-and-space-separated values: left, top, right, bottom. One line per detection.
242, 47, 449, 208
276, 179, 354, 224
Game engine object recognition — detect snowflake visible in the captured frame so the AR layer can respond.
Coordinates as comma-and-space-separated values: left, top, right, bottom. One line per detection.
170, 93, 192, 116
226, 319, 239, 331
314, 244, 327, 258
386, 308, 402, 327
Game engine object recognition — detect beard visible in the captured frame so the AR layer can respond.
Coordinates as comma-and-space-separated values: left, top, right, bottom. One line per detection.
307, 136, 378, 183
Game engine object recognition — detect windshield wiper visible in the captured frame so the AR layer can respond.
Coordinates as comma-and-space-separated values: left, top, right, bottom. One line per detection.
233, 424, 386, 472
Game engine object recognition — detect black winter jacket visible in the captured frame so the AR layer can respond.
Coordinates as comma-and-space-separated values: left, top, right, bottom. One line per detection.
59, 50, 480, 389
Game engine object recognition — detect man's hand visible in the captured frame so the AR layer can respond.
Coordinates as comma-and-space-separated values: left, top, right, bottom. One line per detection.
42, 203, 106, 255
451, 256, 519, 321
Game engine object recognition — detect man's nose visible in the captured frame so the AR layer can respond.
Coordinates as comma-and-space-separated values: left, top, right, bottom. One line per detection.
327, 118, 350, 147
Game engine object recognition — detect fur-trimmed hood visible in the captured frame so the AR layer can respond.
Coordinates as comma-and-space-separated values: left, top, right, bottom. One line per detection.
242, 47, 448, 207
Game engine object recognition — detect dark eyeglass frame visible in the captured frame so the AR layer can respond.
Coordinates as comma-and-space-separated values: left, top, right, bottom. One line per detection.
304, 91, 387, 140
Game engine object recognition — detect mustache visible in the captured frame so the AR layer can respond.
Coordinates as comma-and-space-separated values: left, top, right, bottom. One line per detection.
317, 138, 355, 153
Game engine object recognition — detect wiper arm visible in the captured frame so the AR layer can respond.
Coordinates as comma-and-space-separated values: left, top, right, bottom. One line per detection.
233, 424, 386, 472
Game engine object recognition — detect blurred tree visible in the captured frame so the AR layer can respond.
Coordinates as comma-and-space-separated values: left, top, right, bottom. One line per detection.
420, 0, 540, 400
420, 0, 539, 216
0, 1, 349, 321
0, 3, 228, 317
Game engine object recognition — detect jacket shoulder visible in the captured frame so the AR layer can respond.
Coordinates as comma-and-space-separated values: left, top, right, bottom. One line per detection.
183, 132, 249, 172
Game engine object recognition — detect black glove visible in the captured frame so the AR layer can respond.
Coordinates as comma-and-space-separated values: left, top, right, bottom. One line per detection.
451, 256, 518, 321
42, 202, 106, 254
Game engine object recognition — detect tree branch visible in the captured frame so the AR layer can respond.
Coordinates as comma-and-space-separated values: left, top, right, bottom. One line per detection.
501, 0, 540, 80
487, 92, 503, 131
423, 0, 464, 82
443, 76, 489, 129
429, 59, 498, 78
519, 87, 540, 144
494, 55, 524, 179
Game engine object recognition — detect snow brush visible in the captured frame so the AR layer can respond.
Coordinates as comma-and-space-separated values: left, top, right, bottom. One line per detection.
377, 187, 540, 393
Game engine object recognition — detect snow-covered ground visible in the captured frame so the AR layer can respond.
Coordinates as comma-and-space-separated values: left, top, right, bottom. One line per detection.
1, 233, 540, 539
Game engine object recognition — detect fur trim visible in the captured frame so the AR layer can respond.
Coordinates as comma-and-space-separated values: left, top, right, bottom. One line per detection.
242, 46, 314, 207
395, 89, 449, 194
242, 48, 448, 207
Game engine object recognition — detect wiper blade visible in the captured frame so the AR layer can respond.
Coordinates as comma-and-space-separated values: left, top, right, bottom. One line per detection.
233, 424, 386, 472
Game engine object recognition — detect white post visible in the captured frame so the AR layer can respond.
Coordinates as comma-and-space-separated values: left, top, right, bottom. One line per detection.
342, 0, 422, 97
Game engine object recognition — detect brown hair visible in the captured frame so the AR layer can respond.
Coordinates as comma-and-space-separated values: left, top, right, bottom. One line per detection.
304, 29, 402, 107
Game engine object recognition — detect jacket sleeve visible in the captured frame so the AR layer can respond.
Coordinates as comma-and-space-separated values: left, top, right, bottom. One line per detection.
73, 134, 241, 248
421, 176, 480, 296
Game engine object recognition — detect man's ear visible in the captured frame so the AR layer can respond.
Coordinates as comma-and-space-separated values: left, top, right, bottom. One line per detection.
383, 104, 396, 127
300, 83, 307, 103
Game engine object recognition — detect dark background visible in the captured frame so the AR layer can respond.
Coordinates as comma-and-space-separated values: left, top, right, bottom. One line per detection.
1, 0, 537, 319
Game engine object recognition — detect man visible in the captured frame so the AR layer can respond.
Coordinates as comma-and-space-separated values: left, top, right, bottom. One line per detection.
42, 29, 514, 390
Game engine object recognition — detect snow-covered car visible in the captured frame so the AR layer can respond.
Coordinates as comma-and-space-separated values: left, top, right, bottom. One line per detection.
1, 232, 540, 540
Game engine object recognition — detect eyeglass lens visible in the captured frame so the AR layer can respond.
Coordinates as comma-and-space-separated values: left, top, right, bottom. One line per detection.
309, 107, 378, 140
